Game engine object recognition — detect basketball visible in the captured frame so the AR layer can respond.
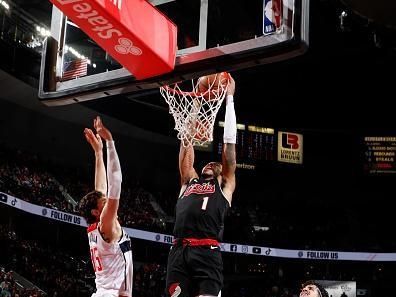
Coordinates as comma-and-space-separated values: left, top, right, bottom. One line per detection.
197, 72, 229, 97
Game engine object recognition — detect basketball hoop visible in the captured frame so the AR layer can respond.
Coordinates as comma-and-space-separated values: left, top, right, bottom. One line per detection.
160, 72, 230, 147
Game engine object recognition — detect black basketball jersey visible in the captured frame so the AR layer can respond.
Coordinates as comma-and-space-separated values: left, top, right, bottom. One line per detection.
173, 177, 230, 241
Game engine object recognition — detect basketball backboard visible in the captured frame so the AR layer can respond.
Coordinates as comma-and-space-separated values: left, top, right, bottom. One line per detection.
39, 0, 310, 106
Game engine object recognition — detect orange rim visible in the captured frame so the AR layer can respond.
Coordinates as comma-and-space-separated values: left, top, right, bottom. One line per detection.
162, 72, 230, 99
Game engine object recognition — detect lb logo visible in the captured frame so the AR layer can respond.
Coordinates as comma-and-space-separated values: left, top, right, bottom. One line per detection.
281, 132, 300, 149
115, 38, 143, 55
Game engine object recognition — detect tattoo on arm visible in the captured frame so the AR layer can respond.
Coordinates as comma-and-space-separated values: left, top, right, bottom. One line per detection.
223, 143, 236, 170
179, 145, 196, 184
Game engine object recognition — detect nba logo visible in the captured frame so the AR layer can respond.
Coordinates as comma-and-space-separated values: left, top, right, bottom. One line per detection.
263, 0, 283, 35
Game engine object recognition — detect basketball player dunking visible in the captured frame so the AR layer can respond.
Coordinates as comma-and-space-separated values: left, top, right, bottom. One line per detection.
78, 116, 133, 297
166, 75, 237, 297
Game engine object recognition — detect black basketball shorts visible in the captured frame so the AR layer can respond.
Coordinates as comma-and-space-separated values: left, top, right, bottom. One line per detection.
166, 244, 223, 297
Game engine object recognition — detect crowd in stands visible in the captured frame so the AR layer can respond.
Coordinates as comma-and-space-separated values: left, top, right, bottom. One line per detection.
0, 138, 394, 297
0, 145, 166, 232
1, 143, 396, 252
0, 224, 93, 297
0, 148, 70, 211
0, 222, 172, 297
1, 217, 393, 297
134, 263, 166, 297
0, 268, 43, 297
119, 186, 167, 231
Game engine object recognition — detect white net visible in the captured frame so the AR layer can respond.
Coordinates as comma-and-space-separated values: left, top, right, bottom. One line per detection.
160, 73, 230, 147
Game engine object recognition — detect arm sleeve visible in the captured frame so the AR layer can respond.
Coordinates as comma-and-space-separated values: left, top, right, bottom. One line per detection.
106, 140, 122, 199
223, 95, 237, 144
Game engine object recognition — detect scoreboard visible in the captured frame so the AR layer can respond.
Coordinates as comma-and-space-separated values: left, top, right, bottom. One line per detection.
215, 122, 276, 169
363, 136, 396, 174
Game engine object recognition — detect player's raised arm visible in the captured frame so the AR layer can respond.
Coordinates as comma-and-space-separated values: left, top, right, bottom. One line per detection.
221, 76, 237, 203
179, 142, 199, 188
94, 116, 122, 241
84, 127, 107, 195
80, 116, 133, 296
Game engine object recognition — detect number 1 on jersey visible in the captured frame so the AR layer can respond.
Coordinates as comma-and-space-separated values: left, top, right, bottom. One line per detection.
201, 196, 209, 210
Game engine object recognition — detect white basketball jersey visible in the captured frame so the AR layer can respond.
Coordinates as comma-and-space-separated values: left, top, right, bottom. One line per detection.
87, 223, 133, 297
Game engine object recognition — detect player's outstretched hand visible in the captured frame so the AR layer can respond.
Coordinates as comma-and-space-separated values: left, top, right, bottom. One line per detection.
94, 116, 113, 141
84, 128, 103, 153
226, 74, 235, 96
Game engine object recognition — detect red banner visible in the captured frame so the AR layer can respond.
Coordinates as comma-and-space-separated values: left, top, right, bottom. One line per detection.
51, 0, 177, 79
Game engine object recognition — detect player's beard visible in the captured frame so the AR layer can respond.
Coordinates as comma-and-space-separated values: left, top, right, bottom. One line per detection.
201, 172, 213, 179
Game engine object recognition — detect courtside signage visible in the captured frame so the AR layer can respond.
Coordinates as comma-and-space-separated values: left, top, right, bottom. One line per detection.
3, 192, 396, 261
